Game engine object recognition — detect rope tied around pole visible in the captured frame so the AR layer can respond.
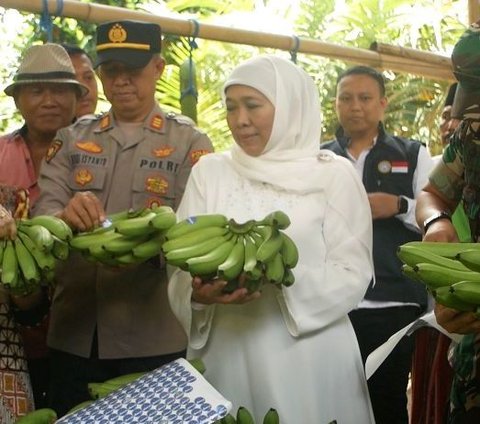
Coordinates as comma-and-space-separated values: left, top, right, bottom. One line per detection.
290, 35, 300, 63
40, 0, 64, 42
181, 19, 199, 100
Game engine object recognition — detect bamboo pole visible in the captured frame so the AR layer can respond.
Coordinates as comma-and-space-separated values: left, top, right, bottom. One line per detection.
468, 0, 480, 24
0, 0, 455, 82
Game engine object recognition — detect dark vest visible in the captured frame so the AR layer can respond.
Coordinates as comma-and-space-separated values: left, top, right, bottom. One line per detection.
322, 124, 427, 308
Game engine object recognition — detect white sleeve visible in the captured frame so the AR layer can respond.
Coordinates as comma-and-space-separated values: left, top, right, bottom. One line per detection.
278, 160, 374, 336
396, 145, 434, 233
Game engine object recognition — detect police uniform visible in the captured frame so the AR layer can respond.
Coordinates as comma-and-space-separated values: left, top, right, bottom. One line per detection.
34, 104, 213, 358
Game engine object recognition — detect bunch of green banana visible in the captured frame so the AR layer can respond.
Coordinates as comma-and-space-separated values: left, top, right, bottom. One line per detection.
214, 406, 280, 424
69, 206, 177, 266
163, 210, 299, 293
0, 215, 72, 295
397, 241, 480, 310
15, 408, 57, 424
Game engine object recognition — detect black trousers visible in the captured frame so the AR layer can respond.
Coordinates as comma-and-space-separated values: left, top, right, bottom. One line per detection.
349, 306, 421, 424
48, 342, 186, 418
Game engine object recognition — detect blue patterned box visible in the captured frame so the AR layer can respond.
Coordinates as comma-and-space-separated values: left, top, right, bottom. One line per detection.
57, 358, 232, 423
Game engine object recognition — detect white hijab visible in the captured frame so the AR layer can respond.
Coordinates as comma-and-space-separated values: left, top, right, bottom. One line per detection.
223, 55, 326, 194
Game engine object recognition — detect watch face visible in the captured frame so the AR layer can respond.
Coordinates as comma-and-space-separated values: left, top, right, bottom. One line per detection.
400, 197, 408, 214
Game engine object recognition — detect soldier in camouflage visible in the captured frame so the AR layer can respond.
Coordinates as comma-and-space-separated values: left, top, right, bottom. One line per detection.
416, 22, 480, 423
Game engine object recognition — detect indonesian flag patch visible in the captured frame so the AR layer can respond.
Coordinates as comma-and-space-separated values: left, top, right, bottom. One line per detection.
391, 160, 408, 173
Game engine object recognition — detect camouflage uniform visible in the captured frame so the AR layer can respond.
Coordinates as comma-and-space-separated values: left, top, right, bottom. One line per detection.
430, 105, 480, 422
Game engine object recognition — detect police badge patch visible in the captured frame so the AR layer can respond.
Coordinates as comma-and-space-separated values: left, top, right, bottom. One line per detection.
45, 140, 63, 163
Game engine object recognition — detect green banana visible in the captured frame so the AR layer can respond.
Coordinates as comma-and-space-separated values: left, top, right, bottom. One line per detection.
17, 223, 54, 252
132, 234, 164, 259
162, 226, 229, 254
255, 226, 284, 263
67, 400, 95, 414
1, 240, 18, 286
228, 219, 257, 235
413, 262, 480, 289
263, 408, 280, 424
70, 228, 121, 251
103, 371, 146, 386
186, 237, 237, 277
179, 57, 198, 123
279, 232, 298, 268
450, 280, 480, 305
221, 414, 237, 424
149, 208, 177, 230
165, 214, 228, 240
165, 234, 233, 267
245, 261, 263, 280
0, 239, 5, 267
51, 237, 70, 260
15, 408, 57, 424
243, 234, 258, 274
265, 252, 285, 284
432, 285, 477, 312
88, 381, 123, 399
114, 211, 157, 237
401, 241, 480, 259
113, 252, 144, 266
102, 233, 150, 255
402, 264, 423, 283
397, 244, 471, 272
281, 267, 295, 287
244, 277, 264, 294
27, 215, 73, 242
16, 232, 55, 272
218, 235, 246, 281
236, 406, 255, 424
258, 210, 291, 230
457, 249, 480, 273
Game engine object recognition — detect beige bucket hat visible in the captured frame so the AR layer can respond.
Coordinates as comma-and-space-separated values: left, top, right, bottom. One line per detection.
4, 43, 89, 97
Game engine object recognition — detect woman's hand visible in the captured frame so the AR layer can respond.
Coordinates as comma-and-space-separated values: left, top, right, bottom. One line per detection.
0, 204, 16, 240
434, 303, 480, 334
191, 275, 261, 305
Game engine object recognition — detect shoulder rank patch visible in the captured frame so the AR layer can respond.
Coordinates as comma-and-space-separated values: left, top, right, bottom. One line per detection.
75, 141, 103, 154
75, 169, 93, 186
190, 149, 210, 165
45, 140, 63, 163
100, 114, 111, 130
150, 115, 164, 130
152, 146, 175, 158
145, 175, 169, 194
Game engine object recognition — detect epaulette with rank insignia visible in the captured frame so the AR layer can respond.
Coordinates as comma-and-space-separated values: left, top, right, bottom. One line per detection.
165, 111, 195, 126
71, 113, 99, 128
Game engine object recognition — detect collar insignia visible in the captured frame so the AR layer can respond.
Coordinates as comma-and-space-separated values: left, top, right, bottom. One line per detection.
150, 115, 164, 130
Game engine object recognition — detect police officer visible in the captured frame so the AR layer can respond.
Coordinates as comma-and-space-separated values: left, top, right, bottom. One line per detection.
33, 20, 214, 416
322, 66, 434, 424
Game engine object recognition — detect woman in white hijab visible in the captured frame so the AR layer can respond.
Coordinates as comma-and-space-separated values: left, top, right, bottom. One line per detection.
168, 55, 375, 423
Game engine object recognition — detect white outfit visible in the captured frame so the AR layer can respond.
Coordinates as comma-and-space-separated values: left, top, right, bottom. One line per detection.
168, 55, 375, 423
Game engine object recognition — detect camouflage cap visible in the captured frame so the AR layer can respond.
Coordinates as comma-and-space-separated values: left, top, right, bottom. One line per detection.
451, 22, 480, 117
95, 20, 162, 69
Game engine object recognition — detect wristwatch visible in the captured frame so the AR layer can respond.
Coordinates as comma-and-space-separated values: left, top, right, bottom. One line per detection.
423, 211, 451, 233
397, 196, 409, 214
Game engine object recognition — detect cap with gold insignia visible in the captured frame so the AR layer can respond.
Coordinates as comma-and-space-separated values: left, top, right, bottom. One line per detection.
95, 20, 162, 69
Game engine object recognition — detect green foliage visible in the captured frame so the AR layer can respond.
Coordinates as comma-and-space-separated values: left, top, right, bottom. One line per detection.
0, 0, 469, 155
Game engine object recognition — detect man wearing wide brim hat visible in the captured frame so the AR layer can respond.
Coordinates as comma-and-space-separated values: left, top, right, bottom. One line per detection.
416, 20, 480, 424
4, 43, 88, 97
0, 42, 88, 418
33, 20, 214, 417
